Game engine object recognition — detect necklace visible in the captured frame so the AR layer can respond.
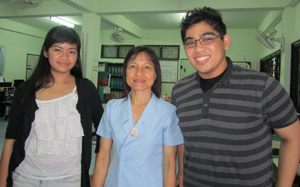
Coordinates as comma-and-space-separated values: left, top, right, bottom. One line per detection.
133, 115, 140, 125
132, 103, 147, 125
131, 92, 152, 125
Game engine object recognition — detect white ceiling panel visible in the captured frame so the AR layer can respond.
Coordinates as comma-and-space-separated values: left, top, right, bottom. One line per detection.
0, 0, 298, 34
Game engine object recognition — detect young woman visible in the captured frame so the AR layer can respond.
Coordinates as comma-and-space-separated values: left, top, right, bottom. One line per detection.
92, 46, 184, 187
0, 25, 104, 187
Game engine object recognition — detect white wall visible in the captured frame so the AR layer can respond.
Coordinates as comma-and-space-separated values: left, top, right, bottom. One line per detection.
99, 29, 183, 97
98, 28, 272, 97
0, 19, 46, 82
99, 30, 140, 64
227, 28, 265, 70
0, 24, 286, 97
1, 3, 300, 96
0, 19, 85, 83
257, 3, 300, 93
258, 21, 282, 59
141, 29, 183, 97
296, 3, 300, 40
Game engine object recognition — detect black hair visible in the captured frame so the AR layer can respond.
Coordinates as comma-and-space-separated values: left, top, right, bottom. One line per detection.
180, 7, 227, 42
122, 46, 162, 98
22, 25, 82, 107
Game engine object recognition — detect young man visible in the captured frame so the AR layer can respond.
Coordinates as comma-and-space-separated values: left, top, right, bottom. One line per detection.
172, 7, 300, 187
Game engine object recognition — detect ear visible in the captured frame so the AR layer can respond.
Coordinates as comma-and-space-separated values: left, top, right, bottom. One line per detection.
43, 47, 48, 58
223, 34, 231, 50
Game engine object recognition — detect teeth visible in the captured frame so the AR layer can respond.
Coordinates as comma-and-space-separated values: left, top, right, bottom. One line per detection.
196, 56, 209, 61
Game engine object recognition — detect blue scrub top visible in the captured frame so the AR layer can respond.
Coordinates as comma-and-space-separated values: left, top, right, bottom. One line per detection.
97, 93, 183, 187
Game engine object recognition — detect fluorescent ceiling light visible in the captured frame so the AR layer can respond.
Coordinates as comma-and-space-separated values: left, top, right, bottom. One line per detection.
50, 17, 74, 28
57, 16, 77, 25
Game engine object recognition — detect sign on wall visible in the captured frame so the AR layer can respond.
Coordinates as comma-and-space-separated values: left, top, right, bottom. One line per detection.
0, 46, 6, 76
160, 60, 178, 83
26, 54, 39, 80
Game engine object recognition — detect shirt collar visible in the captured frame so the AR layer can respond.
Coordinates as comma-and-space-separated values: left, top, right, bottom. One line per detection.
220, 57, 233, 87
140, 93, 157, 127
122, 92, 158, 128
195, 56, 233, 88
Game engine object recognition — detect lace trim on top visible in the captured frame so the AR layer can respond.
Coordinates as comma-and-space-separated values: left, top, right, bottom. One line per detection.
27, 87, 84, 156
16, 86, 84, 179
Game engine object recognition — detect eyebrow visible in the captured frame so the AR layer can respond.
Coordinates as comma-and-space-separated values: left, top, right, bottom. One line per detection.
128, 61, 154, 67
52, 45, 77, 50
201, 32, 216, 36
184, 32, 217, 41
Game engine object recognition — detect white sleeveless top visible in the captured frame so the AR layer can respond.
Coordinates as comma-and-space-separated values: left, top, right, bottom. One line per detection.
15, 86, 84, 180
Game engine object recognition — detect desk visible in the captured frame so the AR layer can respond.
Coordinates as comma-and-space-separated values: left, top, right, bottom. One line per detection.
0, 87, 14, 119
2, 100, 12, 120
0, 91, 5, 117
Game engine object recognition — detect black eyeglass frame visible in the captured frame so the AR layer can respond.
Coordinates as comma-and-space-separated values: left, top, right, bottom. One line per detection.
183, 35, 224, 48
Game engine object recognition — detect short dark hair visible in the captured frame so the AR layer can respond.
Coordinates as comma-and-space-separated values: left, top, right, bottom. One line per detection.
180, 7, 227, 42
122, 46, 162, 98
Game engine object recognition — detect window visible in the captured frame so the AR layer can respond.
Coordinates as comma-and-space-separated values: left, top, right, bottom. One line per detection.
144, 45, 180, 60
101, 45, 134, 59
290, 40, 300, 113
260, 50, 281, 81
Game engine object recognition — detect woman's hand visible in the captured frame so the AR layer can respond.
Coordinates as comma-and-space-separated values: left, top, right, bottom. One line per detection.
176, 171, 183, 187
91, 137, 112, 187
0, 139, 15, 187
163, 145, 177, 187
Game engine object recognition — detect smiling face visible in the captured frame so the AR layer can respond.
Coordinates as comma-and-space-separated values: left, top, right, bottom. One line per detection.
44, 42, 78, 76
126, 52, 157, 93
184, 21, 231, 79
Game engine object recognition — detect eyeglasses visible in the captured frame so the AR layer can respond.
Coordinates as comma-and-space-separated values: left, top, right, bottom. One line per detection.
183, 35, 224, 48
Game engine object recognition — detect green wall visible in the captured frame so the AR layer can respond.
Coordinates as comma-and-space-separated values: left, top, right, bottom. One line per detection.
0, 19, 46, 83
1, 3, 300, 97
99, 28, 279, 97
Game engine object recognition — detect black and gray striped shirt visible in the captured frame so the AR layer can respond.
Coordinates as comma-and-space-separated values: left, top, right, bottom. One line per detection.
171, 57, 297, 187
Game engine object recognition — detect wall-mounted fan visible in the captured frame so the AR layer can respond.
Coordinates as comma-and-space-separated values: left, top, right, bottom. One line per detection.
255, 28, 285, 52
11, 0, 43, 9
110, 27, 125, 43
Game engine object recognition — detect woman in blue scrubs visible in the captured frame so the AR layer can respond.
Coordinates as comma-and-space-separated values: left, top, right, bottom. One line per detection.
92, 46, 183, 187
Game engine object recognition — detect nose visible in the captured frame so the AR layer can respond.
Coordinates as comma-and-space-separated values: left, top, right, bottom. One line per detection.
136, 67, 142, 75
60, 51, 68, 59
194, 40, 205, 51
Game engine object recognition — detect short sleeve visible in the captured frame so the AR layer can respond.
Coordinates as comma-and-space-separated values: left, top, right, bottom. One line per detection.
96, 102, 112, 139
261, 76, 298, 128
163, 109, 184, 146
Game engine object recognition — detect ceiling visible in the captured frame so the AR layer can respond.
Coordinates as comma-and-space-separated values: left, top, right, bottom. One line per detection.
0, 0, 299, 35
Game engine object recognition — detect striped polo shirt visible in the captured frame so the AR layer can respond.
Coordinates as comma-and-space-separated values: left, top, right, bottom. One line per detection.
171, 57, 298, 187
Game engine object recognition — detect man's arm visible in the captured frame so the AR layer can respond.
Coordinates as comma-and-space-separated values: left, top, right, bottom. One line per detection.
176, 144, 184, 187
274, 119, 300, 187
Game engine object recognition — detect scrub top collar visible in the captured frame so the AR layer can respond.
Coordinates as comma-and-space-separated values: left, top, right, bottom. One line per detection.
120, 92, 158, 144
121, 92, 157, 128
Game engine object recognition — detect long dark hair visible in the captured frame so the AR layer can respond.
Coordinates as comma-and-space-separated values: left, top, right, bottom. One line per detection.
122, 46, 162, 98
22, 25, 82, 107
